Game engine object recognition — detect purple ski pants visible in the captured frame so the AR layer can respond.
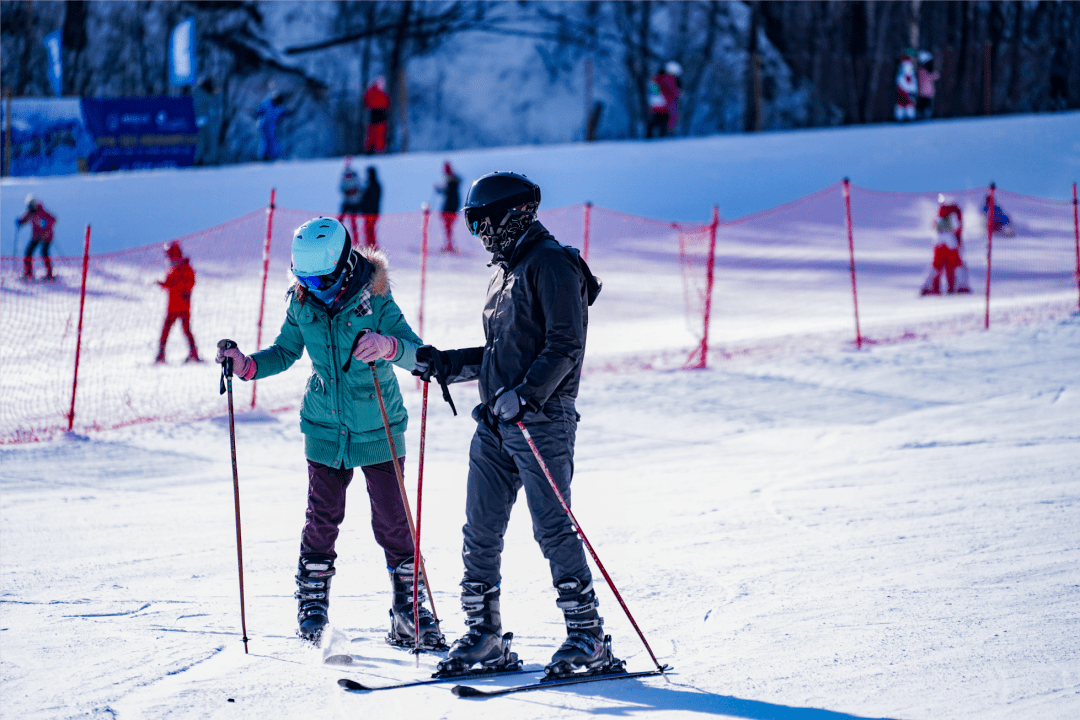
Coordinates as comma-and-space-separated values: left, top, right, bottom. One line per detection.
300, 458, 413, 568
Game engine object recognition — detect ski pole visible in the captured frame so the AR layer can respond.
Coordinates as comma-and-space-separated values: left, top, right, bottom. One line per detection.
218, 340, 250, 654
361, 345, 441, 627
412, 380, 430, 664
515, 421, 668, 681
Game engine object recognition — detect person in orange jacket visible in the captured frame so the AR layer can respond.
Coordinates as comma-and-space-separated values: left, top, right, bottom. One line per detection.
363, 77, 390, 154
156, 242, 201, 363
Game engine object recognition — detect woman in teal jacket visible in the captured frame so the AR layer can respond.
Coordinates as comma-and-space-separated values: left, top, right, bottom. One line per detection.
217, 217, 444, 650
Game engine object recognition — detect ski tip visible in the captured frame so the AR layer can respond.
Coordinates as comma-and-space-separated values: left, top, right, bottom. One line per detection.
337, 678, 370, 691
451, 684, 487, 698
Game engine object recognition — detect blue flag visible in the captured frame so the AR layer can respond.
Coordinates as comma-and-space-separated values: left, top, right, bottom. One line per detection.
169, 18, 196, 86
44, 30, 62, 97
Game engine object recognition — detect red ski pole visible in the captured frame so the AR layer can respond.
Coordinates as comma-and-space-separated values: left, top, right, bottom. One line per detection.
412, 381, 430, 664
516, 421, 668, 680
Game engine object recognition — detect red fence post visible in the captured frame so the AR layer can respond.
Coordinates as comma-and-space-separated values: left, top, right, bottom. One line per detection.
984, 182, 995, 330
1073, 182, 1079, 315
689, 205, 720, 370
583, 201, 592, 262
67, 224, 91, 433
252, 188, 276, 409
842, 178, 863, 349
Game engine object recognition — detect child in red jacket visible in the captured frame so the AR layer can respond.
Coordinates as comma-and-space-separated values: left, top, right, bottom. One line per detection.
16, 195, 58, 280
156, 242, 201, 363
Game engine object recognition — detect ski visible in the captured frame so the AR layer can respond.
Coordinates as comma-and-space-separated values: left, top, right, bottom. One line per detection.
338, 664, 535, 693
452, 664, 672, 698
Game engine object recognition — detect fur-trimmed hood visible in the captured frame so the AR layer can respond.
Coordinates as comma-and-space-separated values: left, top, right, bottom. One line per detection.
357, 245, 391, 297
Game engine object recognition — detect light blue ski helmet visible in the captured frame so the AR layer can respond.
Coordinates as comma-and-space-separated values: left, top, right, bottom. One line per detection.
291, 217, 349, 277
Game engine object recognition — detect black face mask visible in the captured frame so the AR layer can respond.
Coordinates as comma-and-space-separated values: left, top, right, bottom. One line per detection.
472, 211, 536, 261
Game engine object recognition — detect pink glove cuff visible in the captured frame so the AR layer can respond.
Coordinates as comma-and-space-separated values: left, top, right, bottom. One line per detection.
237, 356, 257, 380
382, 337, 399, 360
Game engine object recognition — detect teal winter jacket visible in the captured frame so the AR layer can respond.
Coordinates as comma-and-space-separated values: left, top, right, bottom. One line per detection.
250, 248, 420, 469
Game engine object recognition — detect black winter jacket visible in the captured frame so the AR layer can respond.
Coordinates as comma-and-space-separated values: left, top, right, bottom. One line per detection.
443, 222, 601, 420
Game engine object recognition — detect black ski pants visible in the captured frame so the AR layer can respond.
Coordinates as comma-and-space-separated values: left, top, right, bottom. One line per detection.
461, 398, 591, 590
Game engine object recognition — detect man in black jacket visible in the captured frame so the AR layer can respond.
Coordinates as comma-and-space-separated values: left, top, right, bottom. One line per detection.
414, 172, 609, 678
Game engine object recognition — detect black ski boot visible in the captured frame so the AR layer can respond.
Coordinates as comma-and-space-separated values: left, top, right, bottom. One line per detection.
295, 553, 335, 643
544, 577, 623, 678
435, 580, 521, 677
386, 558, 447, 650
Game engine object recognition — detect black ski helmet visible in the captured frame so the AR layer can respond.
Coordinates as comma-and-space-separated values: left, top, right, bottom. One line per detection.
463, 172, 541, 237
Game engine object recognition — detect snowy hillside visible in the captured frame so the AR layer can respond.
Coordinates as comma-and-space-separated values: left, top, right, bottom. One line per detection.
1, 111, 1077, 254
2, 113, 1079, 719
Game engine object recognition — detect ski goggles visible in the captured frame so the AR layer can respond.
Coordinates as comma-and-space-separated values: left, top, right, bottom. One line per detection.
464, 207, 490, 236
294, 270, 340, 291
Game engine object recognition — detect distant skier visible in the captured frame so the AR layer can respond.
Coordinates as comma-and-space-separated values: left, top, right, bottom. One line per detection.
359, 165, 381, 249
920, 195, 971, 295
434, 161, 462, 253
895, 51, 917, 122
983, 193, 1015, 237
412, 172, 612, 680
16, 194, 57, 281
916, 50, 939, 120
646, 61, 683, 138
156, 242, 201, 363
256, 91, 287, 161
363, 77, 390, 154
215, 217, 443, 650
338, 158, 362, 244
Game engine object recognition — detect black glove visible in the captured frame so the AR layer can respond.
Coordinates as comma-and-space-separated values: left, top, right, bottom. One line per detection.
492, 387, 528, 424
412, 344, 449, 382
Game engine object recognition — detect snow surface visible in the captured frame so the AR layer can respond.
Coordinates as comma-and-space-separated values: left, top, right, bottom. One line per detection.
2, 114, 1080, 719
1, 111, 1078, 253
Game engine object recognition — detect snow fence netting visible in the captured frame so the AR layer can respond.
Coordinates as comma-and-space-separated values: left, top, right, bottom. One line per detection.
2, 185, 1076, 444
0, 202, 714, 442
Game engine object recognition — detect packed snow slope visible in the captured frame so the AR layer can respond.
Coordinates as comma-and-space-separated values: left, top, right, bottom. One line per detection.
2, 317, 1078, 720
2, 113, 1079, 719
1, 111, 1078, 253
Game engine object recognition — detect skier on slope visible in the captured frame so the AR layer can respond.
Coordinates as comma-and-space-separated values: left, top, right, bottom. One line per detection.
362, 77, 390, 154
434, 161, 462, 253
915, 50, 939, 120
646, 61, 683, 139
16, 194, 57, 281
895, 51, 917, 122
256, 91, 288, 161
215, 217, 444, 650
156, 242, 202, 363
358, 166, 381, 249
921, 195, 971, 296
983, 193, 1015, 237
411, 172, 609, 679
338, 158, 363, 243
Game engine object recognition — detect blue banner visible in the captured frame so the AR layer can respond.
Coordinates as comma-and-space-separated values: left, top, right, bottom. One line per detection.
80, 97, 197, 172
169, 18, 196, 86
44, 30, 62, 97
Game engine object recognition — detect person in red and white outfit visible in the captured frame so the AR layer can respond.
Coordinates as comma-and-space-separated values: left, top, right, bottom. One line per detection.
921, 195, 971, 295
